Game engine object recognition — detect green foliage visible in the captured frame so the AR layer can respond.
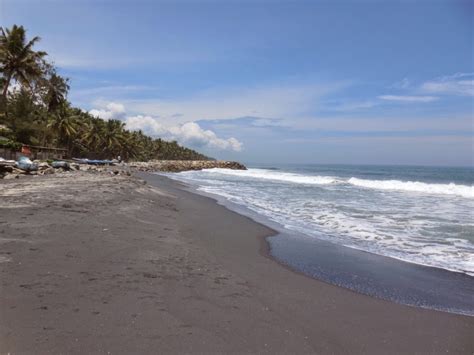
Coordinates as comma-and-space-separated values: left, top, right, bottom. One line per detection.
0, 25, 47, 98
0, 137, 22, 150
0, 24, 211, 161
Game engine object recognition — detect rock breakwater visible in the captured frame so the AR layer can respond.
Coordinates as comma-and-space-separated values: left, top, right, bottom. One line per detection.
130, 160, 247, 172
0, 159, 246, 179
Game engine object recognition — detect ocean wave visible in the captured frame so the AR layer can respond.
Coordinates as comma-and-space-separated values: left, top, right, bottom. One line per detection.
167, 168, 474, 276
202, 168, 337, 185
196, 182, 474, 275
201, 168, 474, 198
348, 177, 474, 198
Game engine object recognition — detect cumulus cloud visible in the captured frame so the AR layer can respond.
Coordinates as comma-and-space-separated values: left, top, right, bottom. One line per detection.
420, 73, 474, 96
125, 115, 168, 136
126, 116, 242, 151
89, 101, 126, 120
378, 95, 438, 103
88, 101, 242, 151
170, 122, 242, 151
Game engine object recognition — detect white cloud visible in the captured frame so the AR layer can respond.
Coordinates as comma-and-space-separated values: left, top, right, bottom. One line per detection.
125, 115, 168, 136
89, 101, 126, 120
126, 116, 242, 151
420, 73, 474, 96
169, 122, 242, 151
88, 101, 242, 151
378, 95, 439, 103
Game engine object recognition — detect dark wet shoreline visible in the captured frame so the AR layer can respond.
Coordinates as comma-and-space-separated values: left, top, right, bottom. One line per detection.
157, 171, 474, 316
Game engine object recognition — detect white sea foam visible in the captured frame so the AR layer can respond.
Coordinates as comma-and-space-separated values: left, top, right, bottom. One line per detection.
169, 167, 474, 275
348, 177, 474, 199
202, 168, 337, 185
196, 182, 474, 275
200, 168, 474, 198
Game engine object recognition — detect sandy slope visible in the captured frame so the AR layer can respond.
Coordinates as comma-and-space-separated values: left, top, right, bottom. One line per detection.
0, 172, 472, 354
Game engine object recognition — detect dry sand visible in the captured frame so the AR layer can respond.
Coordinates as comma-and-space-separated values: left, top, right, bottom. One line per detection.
0, 171, 473, 354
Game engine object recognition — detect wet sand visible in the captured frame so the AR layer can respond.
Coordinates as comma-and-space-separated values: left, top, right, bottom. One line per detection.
1, 171, 473, 354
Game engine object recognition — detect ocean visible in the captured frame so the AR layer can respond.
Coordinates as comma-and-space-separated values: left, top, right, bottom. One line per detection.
160, 164, 474, 314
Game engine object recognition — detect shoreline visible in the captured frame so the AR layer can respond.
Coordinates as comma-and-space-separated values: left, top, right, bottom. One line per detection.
139, 173, 474, 348
1, 171, 473, 353
154, 171, 474, 316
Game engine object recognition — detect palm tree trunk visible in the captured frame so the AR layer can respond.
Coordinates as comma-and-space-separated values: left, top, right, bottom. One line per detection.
2, 72, 13, 99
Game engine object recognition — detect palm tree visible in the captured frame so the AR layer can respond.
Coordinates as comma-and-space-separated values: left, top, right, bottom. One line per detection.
44, 72, 69, 112
5, 88, 41, 144
102, 119, 127, 157
0, 25, 47, 99
80, 115, 105, 155
47, 103, 77, 155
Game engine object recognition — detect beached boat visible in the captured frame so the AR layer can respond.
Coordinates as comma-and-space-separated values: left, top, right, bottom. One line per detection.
72, 158, 115, 165
15, 157, 38, 172
51, 161, 70, 169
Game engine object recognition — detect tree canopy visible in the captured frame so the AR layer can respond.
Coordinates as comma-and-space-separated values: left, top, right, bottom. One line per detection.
0, 25, 211, 161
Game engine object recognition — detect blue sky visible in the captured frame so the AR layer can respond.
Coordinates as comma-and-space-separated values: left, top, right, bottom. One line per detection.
2, 0, 473, 166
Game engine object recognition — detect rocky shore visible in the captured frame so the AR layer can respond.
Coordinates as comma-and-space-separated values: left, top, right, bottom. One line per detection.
130, 160, 247, 172
0, 159, 246, 179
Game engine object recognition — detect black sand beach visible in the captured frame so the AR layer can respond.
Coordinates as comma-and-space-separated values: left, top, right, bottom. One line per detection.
1, 172, 473, 354
191, 180, 474, 316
